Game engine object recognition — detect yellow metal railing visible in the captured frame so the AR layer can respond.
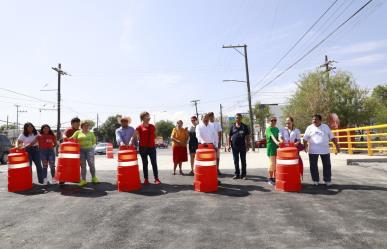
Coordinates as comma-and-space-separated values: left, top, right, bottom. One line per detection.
330, 124, 387, 156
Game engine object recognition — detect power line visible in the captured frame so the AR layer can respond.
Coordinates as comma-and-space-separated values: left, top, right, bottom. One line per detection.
252, 0, 375, 95
0, 87, 55, 104
252, 0, 339, 91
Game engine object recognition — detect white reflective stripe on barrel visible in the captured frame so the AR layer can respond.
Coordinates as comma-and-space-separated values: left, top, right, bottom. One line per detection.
119, 150, 136, 154
195, 160, 217, 166
276, 159, 299, 165
118, 161, 138, 167
58, 153, 80, 159
8, 162, 30, 169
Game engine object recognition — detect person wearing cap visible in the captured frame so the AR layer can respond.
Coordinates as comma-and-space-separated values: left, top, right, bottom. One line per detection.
71, 120, 99, 187
266, 116, 280, 186
115, 116, 136, 146
208, 112, 223, 175
171, 120, 189, 175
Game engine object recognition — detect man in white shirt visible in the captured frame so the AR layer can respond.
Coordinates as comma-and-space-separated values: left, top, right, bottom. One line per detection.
196, 113, 221, 184
196, 113, 217, 146
303, 114, 340, 187
208, 112, 222, 175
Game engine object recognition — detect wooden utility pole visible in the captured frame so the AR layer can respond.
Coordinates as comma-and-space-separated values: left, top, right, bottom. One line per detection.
222, 44, 255, 151
52, 63, 70, 141
191, 100, 200, 118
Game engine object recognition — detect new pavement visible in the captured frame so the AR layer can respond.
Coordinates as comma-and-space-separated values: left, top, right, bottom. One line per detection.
0, 152, 387, 249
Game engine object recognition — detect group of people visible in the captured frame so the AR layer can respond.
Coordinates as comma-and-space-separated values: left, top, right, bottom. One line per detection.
169, 112, 340, 187
17, 110, 340, 188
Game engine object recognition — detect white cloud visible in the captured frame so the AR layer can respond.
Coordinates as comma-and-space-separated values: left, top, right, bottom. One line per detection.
341, 53, 387, 66
331, 39, 387, 55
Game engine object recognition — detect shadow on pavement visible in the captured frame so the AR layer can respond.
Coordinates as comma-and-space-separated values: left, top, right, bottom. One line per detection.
301, 183, 387, 195
130, 183, 193, 196
214, 182, 271, 197
14, 182, 116, 198
58, 182, 116, 198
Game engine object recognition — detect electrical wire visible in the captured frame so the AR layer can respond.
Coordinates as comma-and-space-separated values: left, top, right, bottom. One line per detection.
252, 0, 375, 95
252, 0, 339, 92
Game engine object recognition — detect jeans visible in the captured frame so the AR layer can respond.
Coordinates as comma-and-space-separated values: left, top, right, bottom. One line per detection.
139, 147, 158, 179
80, 148, 96, 180
232, 148, 247, 177
26, 146, 44, 184
40, 148, 56, 179
309, 154, 332, 182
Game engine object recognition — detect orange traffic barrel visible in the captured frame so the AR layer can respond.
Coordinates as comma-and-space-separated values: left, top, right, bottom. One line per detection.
117, 145, 141, 192
194, 144, 218, 192
8, 148, 33, 192
56, 139, 81, 183
275, 144, 301, 192
106, 143, 114, 159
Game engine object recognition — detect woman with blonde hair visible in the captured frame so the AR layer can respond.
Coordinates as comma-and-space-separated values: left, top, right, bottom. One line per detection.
71, 120, 99, 187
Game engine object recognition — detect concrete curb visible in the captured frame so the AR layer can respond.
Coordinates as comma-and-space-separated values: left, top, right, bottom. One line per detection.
347, 158, 387, 165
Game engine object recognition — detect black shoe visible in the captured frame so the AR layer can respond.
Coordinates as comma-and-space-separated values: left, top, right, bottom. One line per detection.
233, 175, 240, 180
218, 180, 221, 185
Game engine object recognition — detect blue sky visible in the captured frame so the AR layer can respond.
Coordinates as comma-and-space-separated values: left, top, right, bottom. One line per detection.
0, 0, 386, 129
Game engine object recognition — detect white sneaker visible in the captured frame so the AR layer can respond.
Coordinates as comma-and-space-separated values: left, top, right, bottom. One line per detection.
51, 178, 58, 184
43, 178, 48, 185
325, 181, 332, 187
313, 181, 319, 186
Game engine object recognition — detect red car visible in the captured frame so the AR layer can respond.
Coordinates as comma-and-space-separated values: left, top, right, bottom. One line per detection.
255, 138, 266, 148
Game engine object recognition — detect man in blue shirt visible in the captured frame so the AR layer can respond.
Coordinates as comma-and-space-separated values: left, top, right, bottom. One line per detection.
115, 116, 135, 146
228, 113, 250, 180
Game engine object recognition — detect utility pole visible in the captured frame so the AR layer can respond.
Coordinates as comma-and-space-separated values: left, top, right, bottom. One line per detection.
6, 115, 9, 129
96, 113, 99, 130
52, 63, 70, 141
320, 55, 336, 116
15, 105, 27, 132
191, 100, 200, 118
220, 104, 224, 147
222, 44, 255, 151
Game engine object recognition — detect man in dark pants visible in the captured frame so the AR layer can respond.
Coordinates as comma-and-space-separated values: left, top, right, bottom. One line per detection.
228, 113, 250, 180
303, 114, 340, 187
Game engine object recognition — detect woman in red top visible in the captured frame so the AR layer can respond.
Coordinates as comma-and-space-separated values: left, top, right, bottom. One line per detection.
38, 124, 57, 184
132, 111, 161, 185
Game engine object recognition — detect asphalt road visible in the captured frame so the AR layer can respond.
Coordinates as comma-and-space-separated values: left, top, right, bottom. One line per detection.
1, 161, 387, 249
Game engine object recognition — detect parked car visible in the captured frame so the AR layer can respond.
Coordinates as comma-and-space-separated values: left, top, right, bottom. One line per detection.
255, 138, 266, 148
0, 134, 12, 164
94, 142, 109, 155
156, 142, 168, 149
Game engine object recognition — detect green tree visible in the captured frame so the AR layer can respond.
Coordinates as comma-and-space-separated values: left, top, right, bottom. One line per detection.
0, 124, 16, 132
155, 120, 175, 140
95, 115, 121, 145
366, 84, 387, 124
253, 102, 272, 138
284, 70, 375, 130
